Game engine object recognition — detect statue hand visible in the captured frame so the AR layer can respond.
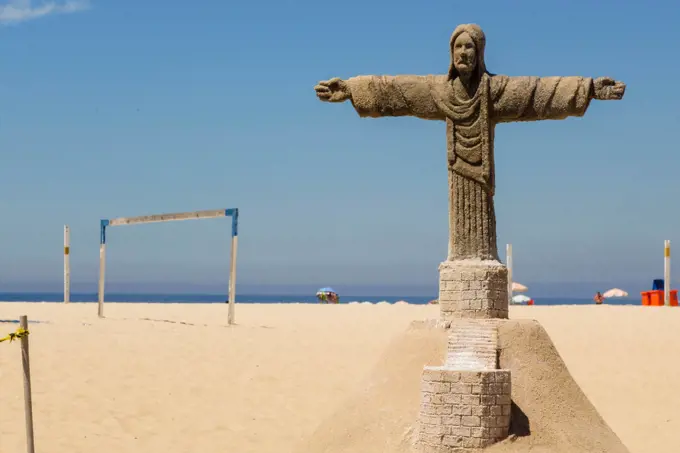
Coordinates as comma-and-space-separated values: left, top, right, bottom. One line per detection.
593, 77, 626, 100
314, 78, 351, 103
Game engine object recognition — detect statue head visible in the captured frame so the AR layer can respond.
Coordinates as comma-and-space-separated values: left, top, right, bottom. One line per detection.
448, 24, 488, 81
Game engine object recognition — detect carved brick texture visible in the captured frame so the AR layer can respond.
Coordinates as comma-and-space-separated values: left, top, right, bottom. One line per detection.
438, 260, 508, 321
415, 368, 511, 452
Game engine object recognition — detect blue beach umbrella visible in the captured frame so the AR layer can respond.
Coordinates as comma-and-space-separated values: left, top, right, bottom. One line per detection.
316, 287, 339, 303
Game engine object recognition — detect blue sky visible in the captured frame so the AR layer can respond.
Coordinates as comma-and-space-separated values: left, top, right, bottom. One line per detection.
1, 0, 679, 297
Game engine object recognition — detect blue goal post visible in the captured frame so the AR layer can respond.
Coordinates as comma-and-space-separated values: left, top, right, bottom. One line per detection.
97, 208, 239, 323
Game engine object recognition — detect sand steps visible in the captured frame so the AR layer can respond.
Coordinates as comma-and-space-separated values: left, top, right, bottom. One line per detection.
445, 320, 498, 370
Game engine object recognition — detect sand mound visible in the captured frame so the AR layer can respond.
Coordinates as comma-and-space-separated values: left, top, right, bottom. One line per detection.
296, 319, 631, 453
487, 319, 629, 453
295, 322, 447, 453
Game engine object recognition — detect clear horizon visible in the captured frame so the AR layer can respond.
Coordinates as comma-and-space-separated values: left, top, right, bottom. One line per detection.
0, 279, 663, 299
2, 0, 679, 295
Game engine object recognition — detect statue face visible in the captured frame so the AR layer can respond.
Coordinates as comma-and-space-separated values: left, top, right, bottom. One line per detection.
453, 32, 477, 77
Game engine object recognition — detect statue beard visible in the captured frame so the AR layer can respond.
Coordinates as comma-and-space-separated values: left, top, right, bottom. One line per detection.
455, 64, 481, 96
455, 63, 476, 81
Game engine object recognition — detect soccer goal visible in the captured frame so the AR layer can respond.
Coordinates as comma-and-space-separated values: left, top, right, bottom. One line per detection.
98, 208, 239, 323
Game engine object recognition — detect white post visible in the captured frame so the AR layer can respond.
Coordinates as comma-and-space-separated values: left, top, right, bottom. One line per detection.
507, 243, 513, 306
98, 243, 106, 318
228, 235, 238, 325
664, 240, 671, 306
64, 225, 70, 303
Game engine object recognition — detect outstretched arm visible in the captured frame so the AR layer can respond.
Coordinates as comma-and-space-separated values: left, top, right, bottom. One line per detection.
491, 75, 625, 123
315, 75, 446, 120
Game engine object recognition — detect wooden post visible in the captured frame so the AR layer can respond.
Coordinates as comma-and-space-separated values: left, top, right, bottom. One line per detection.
19, 316, 35, 453
664, 240, 671, 306
506, 244, 513, 306
64, 225, 70, 303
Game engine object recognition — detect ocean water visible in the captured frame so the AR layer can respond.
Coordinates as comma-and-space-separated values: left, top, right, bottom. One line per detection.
0, 292, 640, 306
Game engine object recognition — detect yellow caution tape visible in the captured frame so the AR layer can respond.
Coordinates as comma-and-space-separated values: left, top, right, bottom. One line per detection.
0, 327, 29, 343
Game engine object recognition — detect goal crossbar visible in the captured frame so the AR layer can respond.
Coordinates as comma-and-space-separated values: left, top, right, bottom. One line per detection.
98, 208, 239, 324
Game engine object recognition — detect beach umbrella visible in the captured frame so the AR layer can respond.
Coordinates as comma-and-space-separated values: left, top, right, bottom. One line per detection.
316, 287, 336, 295
603, 288, 628, 298
512, 282, 528, 293
511, 294, 531, 304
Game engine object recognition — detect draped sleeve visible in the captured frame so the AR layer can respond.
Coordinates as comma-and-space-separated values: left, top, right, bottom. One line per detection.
346, 75, 448, 120
490, 75, 593, 123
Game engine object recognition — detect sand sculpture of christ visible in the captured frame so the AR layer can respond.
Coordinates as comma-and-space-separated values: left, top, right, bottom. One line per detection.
314, 24, 625, 319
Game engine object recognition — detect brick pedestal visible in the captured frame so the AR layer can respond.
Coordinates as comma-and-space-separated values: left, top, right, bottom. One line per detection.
415, 367, 511, 452
438, 260, 508, 321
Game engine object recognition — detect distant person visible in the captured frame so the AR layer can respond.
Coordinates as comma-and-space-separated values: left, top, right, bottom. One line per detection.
594, 292, 604, 305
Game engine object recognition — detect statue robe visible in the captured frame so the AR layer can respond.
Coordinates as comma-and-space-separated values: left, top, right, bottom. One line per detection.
346, 73, 593, 261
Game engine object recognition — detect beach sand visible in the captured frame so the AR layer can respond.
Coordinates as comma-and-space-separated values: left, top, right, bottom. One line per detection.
0, 303, 678, 452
